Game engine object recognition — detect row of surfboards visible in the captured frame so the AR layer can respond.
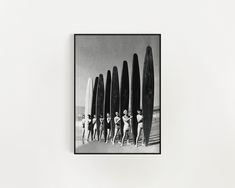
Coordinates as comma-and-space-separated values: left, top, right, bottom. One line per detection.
84, 46, 154, 145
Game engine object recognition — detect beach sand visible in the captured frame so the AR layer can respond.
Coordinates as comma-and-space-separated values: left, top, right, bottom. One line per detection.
75, 119, 160, 153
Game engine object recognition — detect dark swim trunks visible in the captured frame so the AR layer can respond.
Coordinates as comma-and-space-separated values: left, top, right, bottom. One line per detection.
107, 121, 111, 129
88, 122, 92, 131
116, 122, 121, 129
138, 119, 143, 123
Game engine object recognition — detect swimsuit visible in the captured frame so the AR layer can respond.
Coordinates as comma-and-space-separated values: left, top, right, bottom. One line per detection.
88, 119, 92, 130
114, 116, 121, 129
106, 118, 111, 129
137, 115, 143, 129
123, 116, 130, 132
100, 119, 104, 130
82, 119, 85, 128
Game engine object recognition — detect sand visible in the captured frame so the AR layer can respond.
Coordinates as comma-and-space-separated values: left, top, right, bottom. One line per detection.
75, 119, 160, 154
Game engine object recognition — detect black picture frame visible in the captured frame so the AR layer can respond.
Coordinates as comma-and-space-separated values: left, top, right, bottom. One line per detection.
74, 34, 161, 155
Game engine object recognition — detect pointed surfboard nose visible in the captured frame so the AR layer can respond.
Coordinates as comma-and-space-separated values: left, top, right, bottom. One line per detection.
113, 66, 118, 72
107, 70, 111, 77
146, 46, 152, 55
146, 46, 153, 57
121, 61, 129, 79
98, 74, 103, 79
123, 60, 128, 66
94, 77, 98, 82
133, 53, 138, 61
132, 53, 140, 71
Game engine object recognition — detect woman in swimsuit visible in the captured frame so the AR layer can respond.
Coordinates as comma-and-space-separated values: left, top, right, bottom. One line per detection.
86, 114, 92, 142
112, 112, 121, 144
81, 115, 85, 144
106, 113, 111, 143
92, 114, 97, 141
121, 110, 133, 146
99, 114, 104, 142
135, 109, 144, 147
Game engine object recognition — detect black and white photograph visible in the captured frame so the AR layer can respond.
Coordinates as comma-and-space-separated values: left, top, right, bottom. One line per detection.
74, 34, 161, 154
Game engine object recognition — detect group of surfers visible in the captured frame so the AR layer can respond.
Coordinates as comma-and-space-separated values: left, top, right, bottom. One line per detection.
81, 109, 145, 147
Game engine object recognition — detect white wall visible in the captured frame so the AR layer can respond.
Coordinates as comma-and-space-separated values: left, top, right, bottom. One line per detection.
0, 0, 235, 187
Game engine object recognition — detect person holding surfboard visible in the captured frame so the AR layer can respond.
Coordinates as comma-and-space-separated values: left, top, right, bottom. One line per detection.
112, 112, 121, 144
135, 109, 144, 147
121, 110, 133, 146
85, 114, 92, 142
99, 115, 104, 142
81, 115, 85, 144
92, 114, 97, 141
86, 114, 92, 142
106, 113, 111, 143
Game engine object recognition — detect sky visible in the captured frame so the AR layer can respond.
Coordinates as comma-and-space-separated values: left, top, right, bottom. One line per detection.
76, 35, 160, 107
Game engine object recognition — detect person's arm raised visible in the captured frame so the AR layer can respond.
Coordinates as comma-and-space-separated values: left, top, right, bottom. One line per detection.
116, 117, 120, 123
128, 115, 133, 121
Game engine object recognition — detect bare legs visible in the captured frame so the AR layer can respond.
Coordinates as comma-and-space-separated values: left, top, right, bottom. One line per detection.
87, 130, 91, 142
82, 128, 85, 144
106, 129, 110, 143
135, 126, 144, 147
99, 129, 103, 142
112, 128, 119, 144
121, 129, 129, 146
93, 127, 97, 141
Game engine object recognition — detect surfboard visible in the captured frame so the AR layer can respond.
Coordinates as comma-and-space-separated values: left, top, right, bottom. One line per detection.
96, 74, 104, 141
84, 78, 93, 137
120, 61, 129, 137
103, 70, 111, 142
110, 66, 119, 138
91, 77, 98, 138
91, 77, 98, 117
142, 46, 154, 146
131, 54, 140, 145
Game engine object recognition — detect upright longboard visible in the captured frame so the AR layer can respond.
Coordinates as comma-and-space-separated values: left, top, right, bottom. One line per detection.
91, 77, 98, 137
103, 70, 111, 141
91, 77, 98, 117
131, 54, 140, 144
120, 61, 129, 137
96, 74, 104, 141
142, 46, 154, 145
110, 67, 119, 138
85, 78, 93, 136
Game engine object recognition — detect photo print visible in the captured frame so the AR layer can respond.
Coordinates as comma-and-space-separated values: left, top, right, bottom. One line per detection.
74, 34, 161, 154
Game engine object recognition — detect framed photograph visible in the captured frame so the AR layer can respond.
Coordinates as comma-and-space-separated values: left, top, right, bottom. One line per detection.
74, 34, 161, 154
